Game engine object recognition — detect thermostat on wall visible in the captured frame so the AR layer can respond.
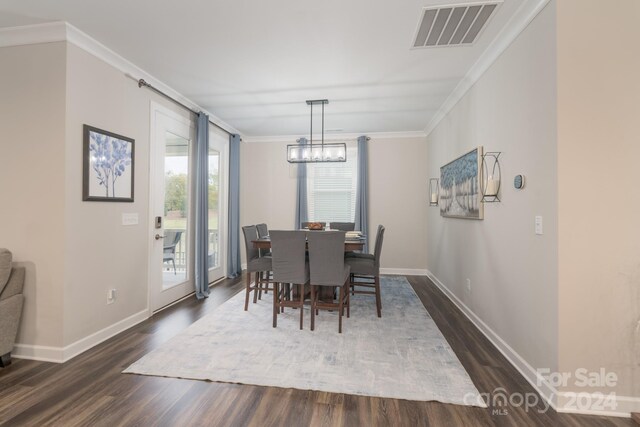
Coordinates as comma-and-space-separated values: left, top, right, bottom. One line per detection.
514, 174, 525, 189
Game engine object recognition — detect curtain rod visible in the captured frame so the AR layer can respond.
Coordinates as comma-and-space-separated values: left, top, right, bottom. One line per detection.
136, 78, 235, 137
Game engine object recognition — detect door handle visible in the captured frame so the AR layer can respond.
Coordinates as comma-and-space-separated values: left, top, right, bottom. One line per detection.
155, 234, 164, 240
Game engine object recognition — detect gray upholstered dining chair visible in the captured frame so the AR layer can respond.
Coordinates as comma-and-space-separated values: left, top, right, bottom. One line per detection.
307, 231, 351, 333
329, 222, 355, 231
345, 225, 385, 317
270, 230, 309, 329
241, 225, 274, 311
256, 223, 269, 238
255, 223, 271, 294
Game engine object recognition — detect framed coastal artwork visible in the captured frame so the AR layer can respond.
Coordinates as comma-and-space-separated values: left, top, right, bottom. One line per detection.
83, 125, 135, 202
439, 146, 483, 220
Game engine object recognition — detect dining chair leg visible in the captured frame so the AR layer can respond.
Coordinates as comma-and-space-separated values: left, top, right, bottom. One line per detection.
244, 272, 252, 311
338, 285, 344, 334
346, 282, 350, 318
253, 272, 260, 304
374, 275, 382, 318
258, 272, 263, 300
299, 283, 304, 330
272, 282, 279, 328
310, 285, 316, 331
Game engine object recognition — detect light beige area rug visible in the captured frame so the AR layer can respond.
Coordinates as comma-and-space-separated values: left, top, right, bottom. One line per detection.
124, 276, 486, 407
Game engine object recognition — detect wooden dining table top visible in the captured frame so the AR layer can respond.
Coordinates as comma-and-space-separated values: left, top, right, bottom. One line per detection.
252, 236, 365, 251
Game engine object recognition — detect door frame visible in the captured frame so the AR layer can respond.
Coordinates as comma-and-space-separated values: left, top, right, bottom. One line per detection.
147, 101, 196, 314
207, 127, 229, 282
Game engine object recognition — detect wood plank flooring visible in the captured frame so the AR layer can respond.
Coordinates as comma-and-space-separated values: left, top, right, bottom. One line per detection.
0, 274, 633, 426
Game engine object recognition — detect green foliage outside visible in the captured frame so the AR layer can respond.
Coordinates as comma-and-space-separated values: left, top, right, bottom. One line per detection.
164, 172, 219, 230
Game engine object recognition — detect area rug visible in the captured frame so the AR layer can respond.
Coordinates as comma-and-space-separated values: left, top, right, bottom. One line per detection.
124, 276, 486, 407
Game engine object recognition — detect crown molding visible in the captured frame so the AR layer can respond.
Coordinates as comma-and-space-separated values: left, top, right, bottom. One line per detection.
243, 130, 427, 143
0, 21, 240, 135
0, 21, 67, 47
424, 0, 551, 137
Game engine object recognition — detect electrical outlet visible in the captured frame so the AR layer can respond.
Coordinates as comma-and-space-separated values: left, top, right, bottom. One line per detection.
466, 278, 471, 293
107, 288, 116, 304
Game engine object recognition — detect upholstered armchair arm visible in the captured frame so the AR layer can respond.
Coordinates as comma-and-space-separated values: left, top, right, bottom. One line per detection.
0, 293, 24, 357
1, 267, 25, 301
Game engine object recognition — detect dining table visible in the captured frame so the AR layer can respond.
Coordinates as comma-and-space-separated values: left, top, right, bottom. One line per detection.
251, 235, 365, 252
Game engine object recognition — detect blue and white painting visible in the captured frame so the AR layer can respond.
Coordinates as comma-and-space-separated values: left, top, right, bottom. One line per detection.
440, 147, 483, 219
83, 125, 134, 202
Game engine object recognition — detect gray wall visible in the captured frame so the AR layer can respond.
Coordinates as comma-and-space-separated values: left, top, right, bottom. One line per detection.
426, 2, 559, 382
240, 136, 428, 271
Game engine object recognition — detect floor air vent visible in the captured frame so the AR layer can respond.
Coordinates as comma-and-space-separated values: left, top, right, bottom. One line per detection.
412, 2, 500, 48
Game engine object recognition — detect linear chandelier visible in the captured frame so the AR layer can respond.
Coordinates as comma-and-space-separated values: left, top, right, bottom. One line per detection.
287, 99, 346, 163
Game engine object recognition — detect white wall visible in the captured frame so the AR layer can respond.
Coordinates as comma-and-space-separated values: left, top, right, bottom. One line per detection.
426, 0, 559, 389
240, 136, 428, 271
557, 0, 640, 403
0, 42, 67, 349
0, 40, 193, 356
63, 43, 191, 345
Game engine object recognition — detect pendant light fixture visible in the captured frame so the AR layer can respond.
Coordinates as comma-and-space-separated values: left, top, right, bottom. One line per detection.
287, 99, 347, 163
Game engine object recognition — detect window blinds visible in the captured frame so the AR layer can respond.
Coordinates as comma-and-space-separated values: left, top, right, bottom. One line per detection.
306, 142, 358, 223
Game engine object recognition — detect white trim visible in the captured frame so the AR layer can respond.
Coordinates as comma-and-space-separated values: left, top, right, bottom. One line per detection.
426, 269, 636, 418
243, 131, 427, 144
0, 21, 240, 136
0, 22, 67, 47
12, 343, 65, 363
424, 0, 551, 136
13, 309, 148, 363
380, 268, 428, 276
556, 393, 636, 418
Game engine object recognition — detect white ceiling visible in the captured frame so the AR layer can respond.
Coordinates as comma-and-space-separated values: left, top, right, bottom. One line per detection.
0, 0, 527, 137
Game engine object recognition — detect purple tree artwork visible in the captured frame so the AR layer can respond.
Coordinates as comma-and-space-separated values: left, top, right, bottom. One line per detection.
83, 125, 135, 202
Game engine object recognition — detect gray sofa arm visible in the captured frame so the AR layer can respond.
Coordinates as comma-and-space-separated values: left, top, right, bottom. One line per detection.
1, 266, 25, 300
0, 293, 24, 358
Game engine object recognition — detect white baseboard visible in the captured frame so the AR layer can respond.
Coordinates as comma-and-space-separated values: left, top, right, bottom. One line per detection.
380, 268, 428, 276
13, 309, 148, 363
556, 393, 637, 418
12, 343, 65, 363
426, 270, 634, 418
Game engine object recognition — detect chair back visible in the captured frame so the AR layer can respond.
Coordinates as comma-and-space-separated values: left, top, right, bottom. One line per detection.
242, 225, 259, 262
374, 225, 385, 267
270, 231, 308, 284
329, 222, 355, 231
307, 231, 346, 286
164, 230, 182, 250
256, 223, 269, 238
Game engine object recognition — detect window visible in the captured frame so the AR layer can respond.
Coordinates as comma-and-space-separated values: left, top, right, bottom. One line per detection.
307, 142, 358, 223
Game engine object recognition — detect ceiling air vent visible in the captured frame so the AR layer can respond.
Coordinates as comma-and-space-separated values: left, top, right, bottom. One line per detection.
412, 2, 500, 49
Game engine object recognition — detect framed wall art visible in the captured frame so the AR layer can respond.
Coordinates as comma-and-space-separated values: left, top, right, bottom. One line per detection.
439, 146, 483, 219
83, 125, 135, 202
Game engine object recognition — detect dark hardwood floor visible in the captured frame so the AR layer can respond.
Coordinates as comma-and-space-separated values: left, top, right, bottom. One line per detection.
0, 274, 633, 426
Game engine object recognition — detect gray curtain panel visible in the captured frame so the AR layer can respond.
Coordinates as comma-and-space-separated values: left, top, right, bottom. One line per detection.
194, 113, 210, 299
227, 133, 241, 278
294, 137, 309, 229
355, 135, 369, 253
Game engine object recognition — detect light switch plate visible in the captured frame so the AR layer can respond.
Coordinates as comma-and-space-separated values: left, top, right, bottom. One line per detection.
535, 216, 543, 235
122, 213, 139, 226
